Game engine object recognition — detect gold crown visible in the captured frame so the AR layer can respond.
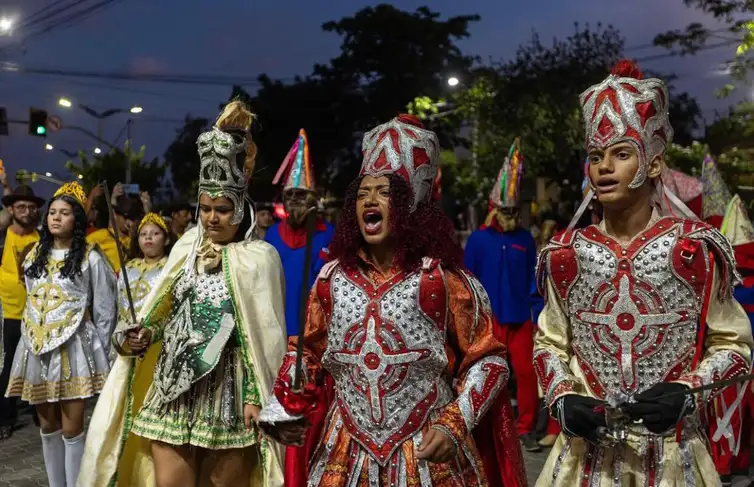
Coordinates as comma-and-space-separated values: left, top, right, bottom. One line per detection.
138, 212, 169, 234
53, 182, 87, 208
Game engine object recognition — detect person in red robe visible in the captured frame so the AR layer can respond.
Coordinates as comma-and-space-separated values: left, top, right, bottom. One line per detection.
260, 114, 527, 486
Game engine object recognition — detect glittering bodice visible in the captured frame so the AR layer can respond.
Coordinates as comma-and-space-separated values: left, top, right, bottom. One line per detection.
118, 258, 166, 323
151, 270, 236, 404
320, 266, 452, 465
553, 223, 704, 399
22, 252, 89, 355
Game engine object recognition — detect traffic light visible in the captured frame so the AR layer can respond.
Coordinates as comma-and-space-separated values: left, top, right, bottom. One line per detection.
0, 107, 7, 136
29, 108, 48, 137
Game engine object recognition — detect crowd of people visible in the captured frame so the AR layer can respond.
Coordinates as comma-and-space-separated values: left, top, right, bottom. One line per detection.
0, 59, 751, 487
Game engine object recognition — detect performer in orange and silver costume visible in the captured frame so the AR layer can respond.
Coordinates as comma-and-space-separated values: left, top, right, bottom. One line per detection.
260, 114, 527, 487
533, 60, 754, 486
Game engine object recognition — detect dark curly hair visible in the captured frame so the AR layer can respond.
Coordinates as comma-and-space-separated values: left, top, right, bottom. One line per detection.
329, 173, 463, 272
26, 195, 88, 280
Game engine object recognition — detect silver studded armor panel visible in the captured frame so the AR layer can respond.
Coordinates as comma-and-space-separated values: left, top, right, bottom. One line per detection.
320, 265, 453, 465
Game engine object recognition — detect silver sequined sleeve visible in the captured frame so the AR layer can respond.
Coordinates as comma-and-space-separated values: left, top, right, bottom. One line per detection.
88, 250, 118, 356
455, 355, 509, 432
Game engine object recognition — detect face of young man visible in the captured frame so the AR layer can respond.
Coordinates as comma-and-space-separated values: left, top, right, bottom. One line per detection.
10, 200, 39, 229
356, 175, 391, 247
587, 142, 661, 211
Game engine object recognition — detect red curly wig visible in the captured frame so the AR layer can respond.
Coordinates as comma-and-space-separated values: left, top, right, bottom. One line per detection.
329, 173, 463, 272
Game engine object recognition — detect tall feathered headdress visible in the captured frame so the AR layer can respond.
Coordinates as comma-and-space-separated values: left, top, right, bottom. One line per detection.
273, 129, 315, 192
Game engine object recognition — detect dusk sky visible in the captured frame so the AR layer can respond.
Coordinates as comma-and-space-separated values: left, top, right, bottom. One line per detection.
0, 0, 737, 199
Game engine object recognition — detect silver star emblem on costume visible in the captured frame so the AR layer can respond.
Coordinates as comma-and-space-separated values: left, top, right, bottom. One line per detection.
578, 274, 682, 387
331, 316, 427, 423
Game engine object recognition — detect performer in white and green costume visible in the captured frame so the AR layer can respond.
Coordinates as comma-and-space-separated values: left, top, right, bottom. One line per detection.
79, 101, 287, 487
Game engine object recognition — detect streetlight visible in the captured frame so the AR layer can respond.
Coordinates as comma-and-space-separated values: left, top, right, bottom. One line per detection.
0, 17, 13, 34
447, 76, 460, 87
58, 98, 73, 108
45, 172, 52, 177
94, 147, 102, 155
45, 143, 54, 151
77, 174, 84, 180
130, 106, 143, 114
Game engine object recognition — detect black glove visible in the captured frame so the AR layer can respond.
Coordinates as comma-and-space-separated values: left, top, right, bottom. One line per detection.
625, 382, 694, 434
553, 394, 607, 443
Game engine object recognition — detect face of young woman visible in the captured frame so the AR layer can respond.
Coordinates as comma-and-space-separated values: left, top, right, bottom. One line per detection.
138, 223, 168, 259
356, 175, 391, 247
198, 194, 239, 244
48, 199, 76, 239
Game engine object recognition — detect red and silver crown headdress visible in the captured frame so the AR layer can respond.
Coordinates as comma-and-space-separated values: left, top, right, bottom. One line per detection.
360, 114, 440, 211
579, 60, 673, 189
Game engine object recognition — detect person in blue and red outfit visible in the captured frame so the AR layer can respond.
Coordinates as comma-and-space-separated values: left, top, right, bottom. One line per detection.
266, 129, 335, 338
464, 138, 543, 452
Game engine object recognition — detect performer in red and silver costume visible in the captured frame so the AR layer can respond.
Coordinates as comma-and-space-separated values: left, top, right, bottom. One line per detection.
260, 114, 527, 486
533, 60, 754, 486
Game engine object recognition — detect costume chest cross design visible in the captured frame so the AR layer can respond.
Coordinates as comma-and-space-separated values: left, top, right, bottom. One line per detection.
23, 260, 89, 356
319, 264, 451, 464
547, 220, 709, 399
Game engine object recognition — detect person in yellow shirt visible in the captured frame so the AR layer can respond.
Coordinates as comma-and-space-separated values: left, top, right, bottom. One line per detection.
0, 185, 43, 440
86, 195, 121, 272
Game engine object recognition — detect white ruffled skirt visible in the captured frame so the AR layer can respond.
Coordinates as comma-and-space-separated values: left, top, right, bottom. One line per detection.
4, 320, 110, 404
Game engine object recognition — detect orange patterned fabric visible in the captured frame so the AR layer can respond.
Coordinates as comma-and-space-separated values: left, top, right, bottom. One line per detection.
286, 253, 507, 486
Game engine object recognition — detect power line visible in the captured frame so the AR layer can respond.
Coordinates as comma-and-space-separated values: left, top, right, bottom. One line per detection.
22, 0, 92, 30
22, 0, 82, 25
24, 0, 126, 41
52, 77, 221, 104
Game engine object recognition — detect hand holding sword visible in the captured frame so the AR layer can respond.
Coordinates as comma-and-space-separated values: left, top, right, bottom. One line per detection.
101, 181, 151, 356
259, 206, 318, 444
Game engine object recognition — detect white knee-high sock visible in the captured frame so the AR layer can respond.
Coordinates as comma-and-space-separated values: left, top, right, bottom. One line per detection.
63, 431, 86, 487
40, 429, 66, 487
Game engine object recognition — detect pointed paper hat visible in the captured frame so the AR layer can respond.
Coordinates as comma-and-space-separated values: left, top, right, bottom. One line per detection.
273, 129, 315, 192
701, 154, 732, 219
489, 138, 523, 209
721, 194, 754, 247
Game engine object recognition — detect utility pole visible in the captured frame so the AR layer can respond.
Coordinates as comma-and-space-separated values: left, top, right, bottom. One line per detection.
125, 119, 133, 184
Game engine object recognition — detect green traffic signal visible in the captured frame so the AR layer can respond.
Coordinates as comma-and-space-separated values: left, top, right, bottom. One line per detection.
36, 126, 46, 135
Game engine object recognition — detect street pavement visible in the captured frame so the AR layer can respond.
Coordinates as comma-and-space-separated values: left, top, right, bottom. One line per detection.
0, 411, 749, 486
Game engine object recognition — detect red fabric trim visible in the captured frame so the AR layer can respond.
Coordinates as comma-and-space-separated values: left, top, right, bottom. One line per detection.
473, 388, 528, 487
679, 251, 714, 442
284, 374, 335, 487
278, 218, 327, 249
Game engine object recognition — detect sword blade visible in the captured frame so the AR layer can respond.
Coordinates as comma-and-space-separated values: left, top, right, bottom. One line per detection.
101, 181, 138, 325
293, 207, 318, 391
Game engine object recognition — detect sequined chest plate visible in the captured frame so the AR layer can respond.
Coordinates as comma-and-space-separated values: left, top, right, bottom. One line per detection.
152, 271, 235, 404
22, 261, 89, 355
320, 266, 451, 465
550, 223, 706, 399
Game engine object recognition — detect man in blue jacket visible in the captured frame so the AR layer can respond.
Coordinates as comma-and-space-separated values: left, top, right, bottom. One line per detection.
266, 129, 334, 338
464, 138, 542, 452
